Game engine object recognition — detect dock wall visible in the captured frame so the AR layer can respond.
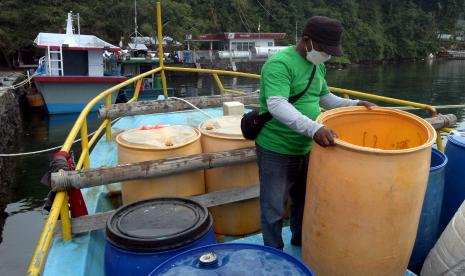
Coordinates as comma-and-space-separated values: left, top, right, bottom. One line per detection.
0, 90, 22, 220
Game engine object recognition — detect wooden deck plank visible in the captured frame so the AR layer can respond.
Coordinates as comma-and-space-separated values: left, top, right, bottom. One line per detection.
55, 184, 259, 235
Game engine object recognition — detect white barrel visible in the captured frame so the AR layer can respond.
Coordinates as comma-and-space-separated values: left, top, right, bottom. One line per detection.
421, 200, 465, 275
253, 46, 287, 57
217, 51, 250, 59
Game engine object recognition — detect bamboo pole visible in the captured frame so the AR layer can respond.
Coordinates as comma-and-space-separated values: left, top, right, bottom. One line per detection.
51, 147, 257, 191
98, 94, 259, 119
423, 114, 457, 130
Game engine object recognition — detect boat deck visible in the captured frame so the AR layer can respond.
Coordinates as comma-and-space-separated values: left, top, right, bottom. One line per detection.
42, 108, 417, 275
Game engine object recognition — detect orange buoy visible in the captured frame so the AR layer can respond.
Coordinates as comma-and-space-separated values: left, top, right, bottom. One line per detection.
302, 107, 436, 275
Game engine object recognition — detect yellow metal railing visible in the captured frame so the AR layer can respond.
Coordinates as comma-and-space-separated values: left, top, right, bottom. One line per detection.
27, 2, 450, 275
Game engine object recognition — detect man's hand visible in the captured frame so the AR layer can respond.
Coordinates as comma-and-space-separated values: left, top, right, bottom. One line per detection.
357, 100, 376, 109
313, 126, 337, 147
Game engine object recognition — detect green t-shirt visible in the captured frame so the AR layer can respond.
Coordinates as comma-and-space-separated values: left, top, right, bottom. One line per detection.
256, 46, 330, 155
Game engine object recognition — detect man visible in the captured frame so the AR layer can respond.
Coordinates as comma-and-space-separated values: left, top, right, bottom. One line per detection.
256, 16, 374, 249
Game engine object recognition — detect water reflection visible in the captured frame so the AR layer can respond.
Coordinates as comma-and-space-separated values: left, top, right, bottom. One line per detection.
0, 158, 14, 244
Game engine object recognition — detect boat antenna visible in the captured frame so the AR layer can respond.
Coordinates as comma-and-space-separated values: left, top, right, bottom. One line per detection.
134, 0, 138, 47
129, 0, 145, 49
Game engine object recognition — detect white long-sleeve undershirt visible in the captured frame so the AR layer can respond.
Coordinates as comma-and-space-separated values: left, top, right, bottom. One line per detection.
266, 93, 359, 138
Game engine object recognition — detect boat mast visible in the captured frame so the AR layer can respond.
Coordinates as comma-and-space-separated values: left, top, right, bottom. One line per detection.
77, 13, 81, 44
65, 12, 73, 36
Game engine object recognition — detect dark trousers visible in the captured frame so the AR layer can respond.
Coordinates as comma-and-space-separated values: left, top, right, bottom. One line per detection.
256, 144, 309, 249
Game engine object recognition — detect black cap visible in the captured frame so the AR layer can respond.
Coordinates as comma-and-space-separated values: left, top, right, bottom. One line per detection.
303, 16, 344, 56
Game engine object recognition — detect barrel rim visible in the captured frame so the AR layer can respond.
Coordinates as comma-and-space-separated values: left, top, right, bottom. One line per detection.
431, 147, 448, 171
115, 126, 201, 151
105, 197, 212, 252
447, 131, 465, 148
316, 106, 437, 154
148, 243, 314, 275
198, 115, 247, 140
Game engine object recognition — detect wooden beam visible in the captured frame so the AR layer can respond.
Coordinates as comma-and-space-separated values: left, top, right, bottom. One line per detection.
51, 147, 257, 191
423, 114, 457, 130
55, 185, 259, 235
99, 94, 259, 119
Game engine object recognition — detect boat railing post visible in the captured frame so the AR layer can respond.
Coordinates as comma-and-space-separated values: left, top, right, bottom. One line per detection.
80, 119, 90, 169
436, 130, 445, 152
60, 193, 72, 241
161, 70, 168, 97
27, 192, 66, 276
132, 79, 143, 102
212, 73, 225, 95
105, 94, 112, 141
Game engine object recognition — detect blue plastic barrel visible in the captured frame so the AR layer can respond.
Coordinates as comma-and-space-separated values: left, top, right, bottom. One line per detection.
408, 148, 448, 273
104, 197, 216, 276
149, 243, 314, 275
439, 132, 465, 233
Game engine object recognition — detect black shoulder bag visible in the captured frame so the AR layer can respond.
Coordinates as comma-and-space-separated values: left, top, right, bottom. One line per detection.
241, 65, 317, 140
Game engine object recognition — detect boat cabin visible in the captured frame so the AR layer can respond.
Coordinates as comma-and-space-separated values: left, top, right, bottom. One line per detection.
33, 13, 120, 77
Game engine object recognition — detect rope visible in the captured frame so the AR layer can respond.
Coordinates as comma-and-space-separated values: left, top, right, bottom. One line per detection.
0, 73, 39, 92
168, 96, 214, 118
0, 118, 120, 157
0, 145, 65, 157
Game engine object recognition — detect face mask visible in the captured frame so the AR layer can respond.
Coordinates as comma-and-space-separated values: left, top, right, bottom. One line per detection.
305, 40, 331, 65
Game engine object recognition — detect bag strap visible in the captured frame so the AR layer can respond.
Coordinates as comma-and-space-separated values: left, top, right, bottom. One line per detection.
289, 65, 317, 104
259, 65, 318, 122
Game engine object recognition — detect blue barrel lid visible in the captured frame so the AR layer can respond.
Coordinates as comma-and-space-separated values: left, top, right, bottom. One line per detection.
105, 197, 212, 252
149, 243, 314, 275
447, 130, 465, 148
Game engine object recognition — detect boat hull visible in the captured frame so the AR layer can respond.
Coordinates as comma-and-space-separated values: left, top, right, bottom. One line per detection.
40, 108, 420, 276
34, 76, 127, 114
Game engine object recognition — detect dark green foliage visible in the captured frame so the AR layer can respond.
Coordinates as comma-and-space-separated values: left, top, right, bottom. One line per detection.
0, 0, 463, 67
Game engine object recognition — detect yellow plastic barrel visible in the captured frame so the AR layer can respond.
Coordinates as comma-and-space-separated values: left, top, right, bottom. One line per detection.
116, 125, 205, 204
302, 107, 436, 276
199, 116, 260, 235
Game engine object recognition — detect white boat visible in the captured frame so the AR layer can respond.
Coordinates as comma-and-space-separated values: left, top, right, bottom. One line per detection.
33, 12, 127, 114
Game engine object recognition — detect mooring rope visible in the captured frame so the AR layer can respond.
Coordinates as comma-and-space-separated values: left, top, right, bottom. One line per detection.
168, 96, 214, 118
0, 118, 120, 157
0, 72, 39, 92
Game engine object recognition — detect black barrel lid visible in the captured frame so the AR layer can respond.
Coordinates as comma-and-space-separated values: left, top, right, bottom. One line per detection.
105, 197, 212, 252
